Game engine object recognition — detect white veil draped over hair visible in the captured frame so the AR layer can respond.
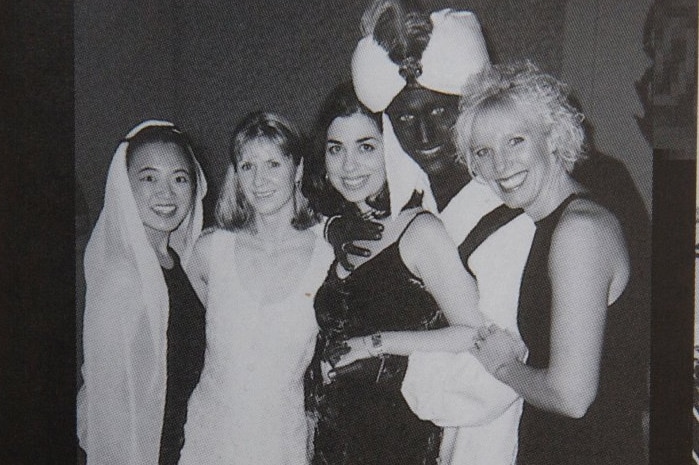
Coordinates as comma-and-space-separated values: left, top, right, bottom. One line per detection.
77, 120, 207, 465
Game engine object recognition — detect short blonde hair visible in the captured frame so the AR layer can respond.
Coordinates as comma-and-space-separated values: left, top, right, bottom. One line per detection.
215, 112, 319, 232
455, 60, 587, 177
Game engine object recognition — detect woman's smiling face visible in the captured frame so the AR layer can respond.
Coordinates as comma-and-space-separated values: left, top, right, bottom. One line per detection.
324, 113, 386, 208
469, 100, 556, 214
127, 141, 195, 236
236, 137, 297, 218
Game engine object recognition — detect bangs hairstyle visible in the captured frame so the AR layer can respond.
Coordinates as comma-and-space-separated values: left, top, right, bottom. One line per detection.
302, 82, 390, 218
125, 124, 198, 190
215, 111, 319, 232
455, 60, 587, 177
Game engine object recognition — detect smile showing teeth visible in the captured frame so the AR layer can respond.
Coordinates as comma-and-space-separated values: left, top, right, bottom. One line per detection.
254, 190, 275, 199
342, 176, 369, 189
152, 205, 176, 216
419, 145, 443, 156
497, 172, 527, 192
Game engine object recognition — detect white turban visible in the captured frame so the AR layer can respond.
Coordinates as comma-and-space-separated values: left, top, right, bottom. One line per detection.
352, 9, 489, 218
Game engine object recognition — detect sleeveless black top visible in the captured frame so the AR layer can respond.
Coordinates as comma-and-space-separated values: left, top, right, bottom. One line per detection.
158, 250, 206, 465
516, 194, 646, 465
309, 211, 446, 465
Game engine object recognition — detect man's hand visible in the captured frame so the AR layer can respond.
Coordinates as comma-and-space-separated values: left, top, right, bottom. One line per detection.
326, 215, 383, 271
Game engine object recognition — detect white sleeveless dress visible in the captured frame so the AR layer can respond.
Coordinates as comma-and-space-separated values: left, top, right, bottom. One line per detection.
179, 229, 333, 465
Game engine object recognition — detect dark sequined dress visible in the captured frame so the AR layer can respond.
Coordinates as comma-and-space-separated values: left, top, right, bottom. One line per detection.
308, 211, 446, 465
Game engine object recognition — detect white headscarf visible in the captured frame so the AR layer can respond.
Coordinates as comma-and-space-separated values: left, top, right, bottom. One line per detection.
352, 9, 490, 218
77, 120, 207, 465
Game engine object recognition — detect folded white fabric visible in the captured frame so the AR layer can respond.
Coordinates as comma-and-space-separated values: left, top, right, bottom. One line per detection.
352, 9, 490, 113
402, 352, 521, 465
402, 351, 518, 426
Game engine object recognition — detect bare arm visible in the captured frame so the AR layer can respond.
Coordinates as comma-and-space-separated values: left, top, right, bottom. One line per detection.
184, 231, 213, 307
336, 214, 485, 366
476, 203, 629, 417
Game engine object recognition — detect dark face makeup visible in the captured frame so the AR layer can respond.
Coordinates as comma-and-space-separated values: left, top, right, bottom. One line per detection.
386, 86, 460, 177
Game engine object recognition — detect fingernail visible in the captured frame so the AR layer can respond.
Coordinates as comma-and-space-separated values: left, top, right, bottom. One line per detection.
328, 370, 336, 379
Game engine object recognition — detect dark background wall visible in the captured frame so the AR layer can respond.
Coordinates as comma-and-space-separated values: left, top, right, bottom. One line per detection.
78, 0, 652, 229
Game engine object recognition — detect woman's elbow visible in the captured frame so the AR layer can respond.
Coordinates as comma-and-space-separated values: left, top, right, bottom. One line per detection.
550, 380, 597, 419
558, 395, 594, 419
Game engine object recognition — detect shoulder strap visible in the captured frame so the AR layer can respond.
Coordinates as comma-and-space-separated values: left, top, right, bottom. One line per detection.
396, 210, 434, 244
458, 205, 524, 276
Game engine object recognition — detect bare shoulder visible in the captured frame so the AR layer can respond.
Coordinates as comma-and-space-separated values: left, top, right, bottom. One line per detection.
195, 227, 216, 249
399, 211, 456, 267
551, 197, 629, 292
402, 211, 449, 241
554, 198, 625, 250
187, 228, 217, 277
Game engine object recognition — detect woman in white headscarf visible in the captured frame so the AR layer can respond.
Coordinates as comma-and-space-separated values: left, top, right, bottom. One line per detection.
77, 120, 207, 465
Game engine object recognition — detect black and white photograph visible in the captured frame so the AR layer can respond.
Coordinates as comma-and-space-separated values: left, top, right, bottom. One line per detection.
3, 0, 697, 463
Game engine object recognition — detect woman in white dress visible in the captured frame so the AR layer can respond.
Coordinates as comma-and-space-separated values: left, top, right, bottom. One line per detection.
179, 112, 334, 465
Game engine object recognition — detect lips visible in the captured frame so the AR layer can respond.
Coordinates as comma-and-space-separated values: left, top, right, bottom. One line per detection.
341, 176, 370, 190
151, 204, 177, 217
253, 190, 276, 199
419, 145, 443, 155
497, 171, 527, 192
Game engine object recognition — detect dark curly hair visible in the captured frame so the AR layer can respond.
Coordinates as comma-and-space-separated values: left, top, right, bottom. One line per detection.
302, 82, 392, 218
362, 0, 432, 82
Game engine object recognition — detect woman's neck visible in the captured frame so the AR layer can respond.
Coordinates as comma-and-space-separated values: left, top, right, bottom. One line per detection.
526, 171, 583, 222
355, 200, 374, 217
144, 226, 173, 268
251, 203, 300, 249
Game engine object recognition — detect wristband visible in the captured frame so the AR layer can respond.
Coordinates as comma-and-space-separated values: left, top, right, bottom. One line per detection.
365, 332, 384, 357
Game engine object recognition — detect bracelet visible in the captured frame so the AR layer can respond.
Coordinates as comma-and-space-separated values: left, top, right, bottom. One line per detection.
364, 332, 384, 357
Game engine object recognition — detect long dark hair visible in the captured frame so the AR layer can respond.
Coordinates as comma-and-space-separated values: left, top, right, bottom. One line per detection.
302, 82, 390, 218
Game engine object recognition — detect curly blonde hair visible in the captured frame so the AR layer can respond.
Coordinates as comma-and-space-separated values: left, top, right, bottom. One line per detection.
455, 60, 587, 176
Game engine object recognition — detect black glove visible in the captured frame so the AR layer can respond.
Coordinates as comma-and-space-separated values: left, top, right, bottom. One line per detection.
326, 214, 383, 271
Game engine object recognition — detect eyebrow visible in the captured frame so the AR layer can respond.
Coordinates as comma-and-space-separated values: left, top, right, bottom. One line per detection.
137, 167, 190, 175
326, 139, 342, 145
357, 137, 378, 143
